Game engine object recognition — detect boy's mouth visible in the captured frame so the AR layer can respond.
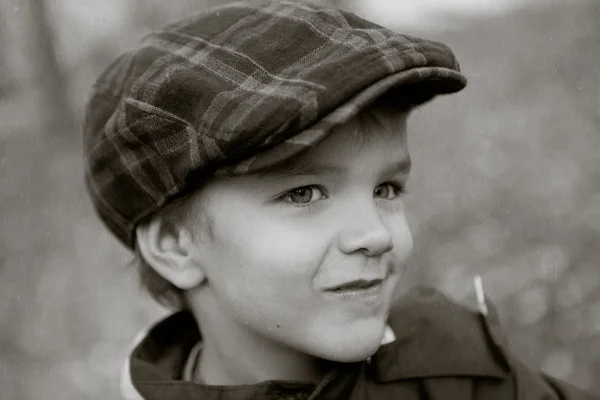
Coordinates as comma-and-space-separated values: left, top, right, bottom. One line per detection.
326, 278, 383, 292
324, 278, 386, 307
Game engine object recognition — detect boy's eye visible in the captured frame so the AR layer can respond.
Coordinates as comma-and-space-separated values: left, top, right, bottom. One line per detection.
281, 185, 326, 204
374, 182, 404, 199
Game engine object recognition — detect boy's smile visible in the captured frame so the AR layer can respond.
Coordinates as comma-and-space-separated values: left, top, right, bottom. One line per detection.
184, 106, 414, 384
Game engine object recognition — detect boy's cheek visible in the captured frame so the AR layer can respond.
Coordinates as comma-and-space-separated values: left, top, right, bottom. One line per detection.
388, 211, 414, 246
249, 217, 331, 252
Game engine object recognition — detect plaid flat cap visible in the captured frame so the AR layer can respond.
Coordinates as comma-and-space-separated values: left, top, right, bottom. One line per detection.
84, 0, 467, 249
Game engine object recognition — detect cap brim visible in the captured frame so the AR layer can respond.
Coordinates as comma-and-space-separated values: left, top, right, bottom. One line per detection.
217, 66, 466, 176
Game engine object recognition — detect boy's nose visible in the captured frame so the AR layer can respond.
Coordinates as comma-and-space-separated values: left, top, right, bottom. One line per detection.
336, 204, 394, 257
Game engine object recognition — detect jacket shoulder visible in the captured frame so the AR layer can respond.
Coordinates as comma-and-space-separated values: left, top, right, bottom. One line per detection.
370, 287, 600, 400
372, 286, 510, 381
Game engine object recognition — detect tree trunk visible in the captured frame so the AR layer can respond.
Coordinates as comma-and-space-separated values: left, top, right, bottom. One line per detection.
0, 6, 12, 100
25, 0, 76, 140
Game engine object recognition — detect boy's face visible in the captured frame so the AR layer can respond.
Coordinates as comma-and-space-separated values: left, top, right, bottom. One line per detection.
187, 107, 413, 364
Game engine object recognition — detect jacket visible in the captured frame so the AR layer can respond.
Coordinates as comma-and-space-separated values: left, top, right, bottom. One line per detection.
121, 287, 599, 399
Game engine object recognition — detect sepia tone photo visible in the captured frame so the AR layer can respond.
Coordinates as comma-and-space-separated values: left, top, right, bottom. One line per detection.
1, 0, 599, 399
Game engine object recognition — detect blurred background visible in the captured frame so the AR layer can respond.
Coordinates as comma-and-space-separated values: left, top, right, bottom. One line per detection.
1, 0, 599, 398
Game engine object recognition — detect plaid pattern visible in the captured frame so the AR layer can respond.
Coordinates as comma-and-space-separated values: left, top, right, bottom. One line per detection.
84, 0, 467, 248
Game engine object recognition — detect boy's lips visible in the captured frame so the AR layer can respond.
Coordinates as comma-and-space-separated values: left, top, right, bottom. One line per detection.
323, 278, 386, 308
325, 278, 384, 292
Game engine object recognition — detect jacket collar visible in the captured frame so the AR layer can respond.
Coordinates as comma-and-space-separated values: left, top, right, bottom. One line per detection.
370, 287, 510, 381
123, 287, 509, 400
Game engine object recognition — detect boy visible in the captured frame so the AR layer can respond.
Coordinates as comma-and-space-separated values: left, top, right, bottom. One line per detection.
83, 1, 598, 399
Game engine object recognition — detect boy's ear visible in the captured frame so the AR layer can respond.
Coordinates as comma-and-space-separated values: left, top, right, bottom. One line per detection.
135, 218, 206, 290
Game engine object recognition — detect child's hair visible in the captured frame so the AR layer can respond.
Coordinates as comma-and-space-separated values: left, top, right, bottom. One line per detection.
132, 94, 419, 310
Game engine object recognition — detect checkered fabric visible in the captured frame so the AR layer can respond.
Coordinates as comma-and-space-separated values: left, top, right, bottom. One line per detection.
84, 0, 467, 249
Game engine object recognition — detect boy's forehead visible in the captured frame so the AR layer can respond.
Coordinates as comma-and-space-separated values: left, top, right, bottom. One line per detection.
250, 111, 411, 180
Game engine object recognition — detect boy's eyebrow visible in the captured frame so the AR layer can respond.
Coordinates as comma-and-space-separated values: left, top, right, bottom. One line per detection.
382, 155, 412, 177
251, 155, 411, 180
252, 162, 345, 180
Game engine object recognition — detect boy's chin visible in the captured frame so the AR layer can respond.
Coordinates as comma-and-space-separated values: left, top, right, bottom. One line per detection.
309, 325, 387, 363
326, 342, 382, 363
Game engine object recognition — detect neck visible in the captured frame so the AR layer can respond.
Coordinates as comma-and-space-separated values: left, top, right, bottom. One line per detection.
188, 297, 331, 386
